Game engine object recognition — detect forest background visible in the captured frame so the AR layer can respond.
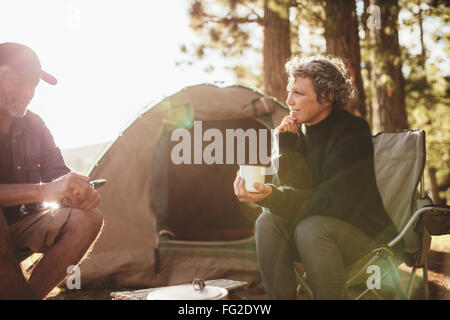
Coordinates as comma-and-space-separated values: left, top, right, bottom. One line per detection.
178, 0, 449, 205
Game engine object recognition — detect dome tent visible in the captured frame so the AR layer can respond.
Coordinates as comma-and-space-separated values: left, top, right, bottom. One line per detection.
78, 83, 288, 288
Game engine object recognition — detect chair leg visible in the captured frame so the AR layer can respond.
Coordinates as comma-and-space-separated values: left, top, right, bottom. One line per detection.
294, 264, 314, 299
386, 257, 408, 299
406, 267, 417, 299
355, 287, 370, 300
423, 258, 429, 300
354, 286, 384, 300
370, 288, 384, 300
296, 272, 314, 299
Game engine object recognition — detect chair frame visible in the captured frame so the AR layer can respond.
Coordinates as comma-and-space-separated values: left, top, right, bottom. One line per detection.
294, 130, 449, 300
345, 203, 448, 300
296, 187, 448, 299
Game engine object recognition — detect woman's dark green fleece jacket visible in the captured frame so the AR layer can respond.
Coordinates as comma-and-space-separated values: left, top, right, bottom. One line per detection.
257, 109, 400, 246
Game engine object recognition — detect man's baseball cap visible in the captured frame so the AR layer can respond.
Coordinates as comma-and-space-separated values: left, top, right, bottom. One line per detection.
0, 42, 57, 85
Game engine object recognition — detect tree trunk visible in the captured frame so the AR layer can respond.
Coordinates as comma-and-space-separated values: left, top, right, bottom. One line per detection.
368, 0, 408, 133
417, 0, 426, 66
263, 0, 291, 103
324, 0, 367, 118
427, 167, 442, 204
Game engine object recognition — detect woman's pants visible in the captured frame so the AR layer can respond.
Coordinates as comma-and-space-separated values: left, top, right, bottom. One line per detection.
254, 209, 377, 299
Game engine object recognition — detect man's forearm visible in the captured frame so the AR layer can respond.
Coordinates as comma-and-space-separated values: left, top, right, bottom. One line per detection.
0, 184, 47, 207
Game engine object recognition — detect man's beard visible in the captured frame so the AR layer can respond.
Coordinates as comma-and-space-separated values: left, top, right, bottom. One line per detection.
0, 91, 27, 118
0, 103, 27, 118
4, 106, 27, 118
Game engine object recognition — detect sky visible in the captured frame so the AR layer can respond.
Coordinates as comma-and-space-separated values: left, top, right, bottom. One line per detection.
0, 0, 236, 148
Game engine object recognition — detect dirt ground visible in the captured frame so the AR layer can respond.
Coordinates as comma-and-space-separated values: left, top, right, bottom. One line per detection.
47, 236, 450, 300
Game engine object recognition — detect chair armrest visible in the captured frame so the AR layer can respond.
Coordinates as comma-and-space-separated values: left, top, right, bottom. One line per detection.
421, 205, 450, 235
387, 206, 450, 248
423, 204, 450, 209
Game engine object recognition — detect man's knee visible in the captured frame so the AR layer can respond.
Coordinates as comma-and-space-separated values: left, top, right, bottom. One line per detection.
87, 208, 103, 229
70, 208, 104, 238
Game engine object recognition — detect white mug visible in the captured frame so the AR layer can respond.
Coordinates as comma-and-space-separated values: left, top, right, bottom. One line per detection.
239, 165, 266, 193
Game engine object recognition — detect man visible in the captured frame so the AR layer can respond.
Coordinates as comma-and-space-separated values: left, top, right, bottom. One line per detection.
234, 56, 399, 299
0, 42, 103, 299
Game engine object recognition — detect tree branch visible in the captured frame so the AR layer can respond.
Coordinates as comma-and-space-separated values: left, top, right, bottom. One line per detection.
295, 0, 326, 24
189, 0, 263, 26
235, 2, 263, 22
202, 13, 263, 26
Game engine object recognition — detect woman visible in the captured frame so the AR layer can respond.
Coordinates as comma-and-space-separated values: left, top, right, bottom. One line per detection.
233, 55, 399, 299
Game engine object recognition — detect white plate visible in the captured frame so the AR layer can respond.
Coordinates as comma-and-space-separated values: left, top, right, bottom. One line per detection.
146, 284, 228, 300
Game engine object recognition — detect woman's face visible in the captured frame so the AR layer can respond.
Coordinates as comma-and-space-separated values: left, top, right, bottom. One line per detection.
286, 76, 332, 126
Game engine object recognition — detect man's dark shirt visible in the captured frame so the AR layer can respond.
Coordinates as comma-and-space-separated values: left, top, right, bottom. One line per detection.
0, 132, 14, 183
0, 111, 70, 224
258, 109, 399, 246
0, 132, 22, 223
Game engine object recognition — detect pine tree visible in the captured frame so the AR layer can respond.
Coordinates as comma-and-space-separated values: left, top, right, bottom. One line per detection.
400, 0, 450, 204
183, 0, 291, 102
323, 0, 367, 118
366, 0, 408, 132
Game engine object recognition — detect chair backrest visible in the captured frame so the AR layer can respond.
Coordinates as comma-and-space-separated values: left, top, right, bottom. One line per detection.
373, 129, 426, 230
372, 130, 426, 254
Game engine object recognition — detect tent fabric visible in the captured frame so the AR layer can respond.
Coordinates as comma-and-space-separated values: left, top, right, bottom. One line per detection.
151, 245, 261, 288
165, 84, 280, 121
78, 84, 287, 287
61, 143, 109, 175
161, 118, 271, 241
79, 112, 166, 287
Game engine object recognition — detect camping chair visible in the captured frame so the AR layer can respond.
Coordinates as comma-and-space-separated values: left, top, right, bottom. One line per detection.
294, 129, 450, 300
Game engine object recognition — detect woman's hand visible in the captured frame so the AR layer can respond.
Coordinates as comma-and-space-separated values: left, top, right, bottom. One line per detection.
233, 175, 272, 203
275, 115, 299, 133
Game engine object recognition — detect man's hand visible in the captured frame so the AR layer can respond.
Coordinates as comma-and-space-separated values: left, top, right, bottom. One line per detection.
44, 173, 101, 210
276, 115, 299, 134
233, 175, 272, 203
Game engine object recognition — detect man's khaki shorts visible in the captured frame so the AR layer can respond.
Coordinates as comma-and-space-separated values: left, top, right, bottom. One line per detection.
9, 207, 72, 261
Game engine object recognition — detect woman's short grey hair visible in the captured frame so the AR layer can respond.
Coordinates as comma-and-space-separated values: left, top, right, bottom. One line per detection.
285, 55, 355, 110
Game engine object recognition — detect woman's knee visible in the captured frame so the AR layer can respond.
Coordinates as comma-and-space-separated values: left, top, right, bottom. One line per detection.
254, 211, 291, 249
294, 215, 334, 245
255, 211, 282, 236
